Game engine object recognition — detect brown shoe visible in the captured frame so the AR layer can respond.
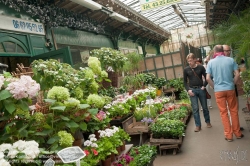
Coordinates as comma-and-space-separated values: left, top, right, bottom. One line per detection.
207, 123, 212, 128
194, 127, 201, 132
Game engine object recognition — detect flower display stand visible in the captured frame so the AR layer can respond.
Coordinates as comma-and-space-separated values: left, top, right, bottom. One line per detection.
11, 63, 33, 78
149, 134, 182, 155
122, 116, 149, 135
110, 114, 133, 128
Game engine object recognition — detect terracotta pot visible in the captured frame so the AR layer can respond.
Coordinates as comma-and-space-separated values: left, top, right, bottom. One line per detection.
110, 153, 115, 162
247, 103, 250, 111
156, 89, 162, 96
73, 139, 82, 148
94, 131, 100, 139
101, 156, 111, 166
116, 146, 121, 155
120, 141, 126, 151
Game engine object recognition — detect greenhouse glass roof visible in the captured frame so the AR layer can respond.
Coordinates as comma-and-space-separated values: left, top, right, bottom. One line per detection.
117, 0, 206, 31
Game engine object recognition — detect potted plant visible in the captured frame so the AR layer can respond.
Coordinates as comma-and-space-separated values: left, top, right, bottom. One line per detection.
129, 145, 157, 166
150, 119, 185, 139
0, 140, 40, 165
122, 52, 143, 74
90, 47, 128, 72
143, 73, 156, 86
154, 77, 167, 96
0, 74, 40, 143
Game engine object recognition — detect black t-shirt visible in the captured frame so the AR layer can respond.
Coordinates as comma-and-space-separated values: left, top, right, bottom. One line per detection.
183, 64, 207, 91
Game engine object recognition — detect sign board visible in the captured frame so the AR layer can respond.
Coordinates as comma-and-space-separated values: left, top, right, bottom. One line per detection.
0, 15, 45, 35
57, 146, 86, 164
44, 158, 55, 166
140, 0, 182, 11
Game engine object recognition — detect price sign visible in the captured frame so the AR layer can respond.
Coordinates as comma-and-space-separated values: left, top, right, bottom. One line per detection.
140, 0, 182, 11
44, 158, 55, 166
57, 146, 86, 164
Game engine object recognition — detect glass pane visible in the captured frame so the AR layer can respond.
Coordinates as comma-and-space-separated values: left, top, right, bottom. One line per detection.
0, 43, 4, 52
3, 42, 16, 53
17, 45, 25, 53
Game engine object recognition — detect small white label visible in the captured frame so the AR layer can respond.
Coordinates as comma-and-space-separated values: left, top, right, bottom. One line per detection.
44, 158, 55, 166
57, 146, 86, 163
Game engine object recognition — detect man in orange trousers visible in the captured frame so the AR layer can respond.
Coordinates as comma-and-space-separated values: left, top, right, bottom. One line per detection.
206, 45, 243, 142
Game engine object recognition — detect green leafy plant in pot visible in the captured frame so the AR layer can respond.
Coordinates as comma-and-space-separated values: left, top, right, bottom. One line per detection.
154, 77, 167, 90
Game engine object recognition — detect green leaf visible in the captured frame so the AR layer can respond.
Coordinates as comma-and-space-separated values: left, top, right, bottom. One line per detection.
44, 99, 56, 104
3, 99, 16, 114
35, 129, 53, 136
19, 129, 28, 137
104, 78, 111, 82
18, 124, 28, 133
88, 108, 98, 115
17, 100, 29, 111
0, 90, 12, 100
59, 115, 70, 121
65, 121, 79, 128
79, 122, 87, 131
50, 143, 59, 151
47, 136, 60, 144
79, 104, 90, 109
50, 106, 66, 111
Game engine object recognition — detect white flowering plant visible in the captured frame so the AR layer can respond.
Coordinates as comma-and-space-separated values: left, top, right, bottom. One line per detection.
0, 140, 40, 166
31, 58, 109, 100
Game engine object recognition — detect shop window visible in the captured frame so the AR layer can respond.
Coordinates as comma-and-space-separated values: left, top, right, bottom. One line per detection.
3, 42, 16, 52
0, 42, 25, 53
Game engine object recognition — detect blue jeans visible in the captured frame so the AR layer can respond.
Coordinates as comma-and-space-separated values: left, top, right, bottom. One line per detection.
190, 88, 210, 127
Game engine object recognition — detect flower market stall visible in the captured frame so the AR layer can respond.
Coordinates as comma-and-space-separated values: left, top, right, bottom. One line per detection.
0, 46, 192, 165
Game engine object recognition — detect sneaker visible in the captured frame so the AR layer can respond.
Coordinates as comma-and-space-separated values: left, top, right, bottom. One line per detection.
237, 134, 244, 139
207, 123, 212, 128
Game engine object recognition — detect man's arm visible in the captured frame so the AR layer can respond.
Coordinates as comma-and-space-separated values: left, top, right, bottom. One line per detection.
183, 69, 189, 91
233, 69, 240, 84
206, 73, 214, 89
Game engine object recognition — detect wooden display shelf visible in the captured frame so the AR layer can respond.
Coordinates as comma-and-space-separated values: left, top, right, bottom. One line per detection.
122, 116, 149, 135
149, 135, 182, 145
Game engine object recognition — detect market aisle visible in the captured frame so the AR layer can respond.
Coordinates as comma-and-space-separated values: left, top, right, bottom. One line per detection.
153, 93, 250, 166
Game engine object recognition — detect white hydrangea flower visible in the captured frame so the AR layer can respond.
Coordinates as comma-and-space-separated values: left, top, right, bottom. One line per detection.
0, 152, 4, 159
13, 140, 26, 151
7, 148, 19, 158
0, 159, 11, 166
0, 144, 12, 152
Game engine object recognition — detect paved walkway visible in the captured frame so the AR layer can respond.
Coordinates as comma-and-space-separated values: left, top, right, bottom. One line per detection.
153, 93, 250, 166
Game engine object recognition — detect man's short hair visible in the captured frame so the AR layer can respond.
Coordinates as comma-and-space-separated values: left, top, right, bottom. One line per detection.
213, 45, 223, 52
186, 53, 196, 60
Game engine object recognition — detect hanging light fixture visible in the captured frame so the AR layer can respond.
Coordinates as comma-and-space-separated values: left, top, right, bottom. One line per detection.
70, 0, 102, 10
109, 12, 129, 22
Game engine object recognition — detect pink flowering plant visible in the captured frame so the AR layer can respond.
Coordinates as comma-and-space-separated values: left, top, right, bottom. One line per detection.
0, 73, 40, 143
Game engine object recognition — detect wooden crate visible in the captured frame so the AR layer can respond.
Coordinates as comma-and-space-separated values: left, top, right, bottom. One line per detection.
149, 134, 182, 145
122, 116, 149, 135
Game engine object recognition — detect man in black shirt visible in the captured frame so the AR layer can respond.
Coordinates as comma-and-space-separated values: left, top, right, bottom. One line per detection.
183, 53, 212, 132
